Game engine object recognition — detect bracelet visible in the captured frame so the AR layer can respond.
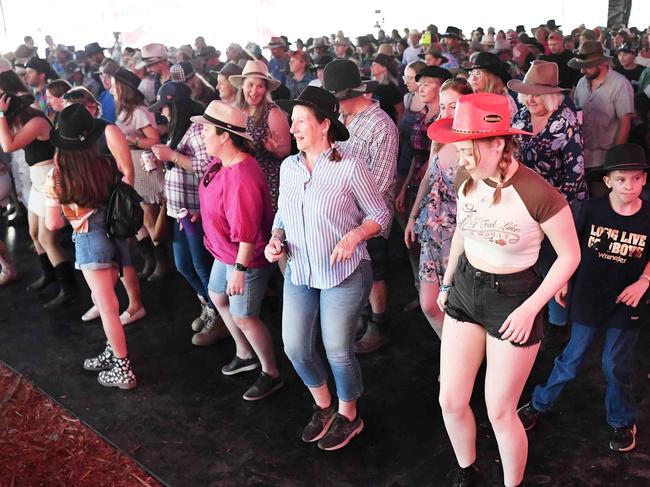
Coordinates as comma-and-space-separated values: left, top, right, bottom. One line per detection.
440, 284, 451, 293
640, 274, 650, 283
0, 110, 4, 118
409, 214, 417, 221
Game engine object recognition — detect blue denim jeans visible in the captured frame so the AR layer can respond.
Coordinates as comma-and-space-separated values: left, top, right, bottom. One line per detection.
531, 322, 639, 428
282, 260, 372, 402
172, 220, 214, 308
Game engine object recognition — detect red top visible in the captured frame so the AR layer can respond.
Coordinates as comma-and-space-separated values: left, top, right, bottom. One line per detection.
199, 156, 273, 268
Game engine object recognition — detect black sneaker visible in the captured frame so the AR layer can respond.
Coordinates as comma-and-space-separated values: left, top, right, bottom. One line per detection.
317, 413, 364, 451
517, 402, 541, 431
242, 372, 283, 401
609, 424, 637, 452
301, 403, 337, 443
221, 355, 260, 376
449, 463, 482, 487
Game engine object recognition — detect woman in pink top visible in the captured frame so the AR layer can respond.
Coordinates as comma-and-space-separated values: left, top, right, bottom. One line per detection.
193, 101, 282, 402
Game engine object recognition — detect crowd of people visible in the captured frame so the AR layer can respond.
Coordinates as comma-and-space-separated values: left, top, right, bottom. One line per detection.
0, 18, 649, 487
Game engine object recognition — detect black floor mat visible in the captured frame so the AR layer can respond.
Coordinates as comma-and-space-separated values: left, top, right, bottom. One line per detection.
1, 222, 649, 487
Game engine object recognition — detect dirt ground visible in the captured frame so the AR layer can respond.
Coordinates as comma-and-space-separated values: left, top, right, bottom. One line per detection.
0, 362, 162, 487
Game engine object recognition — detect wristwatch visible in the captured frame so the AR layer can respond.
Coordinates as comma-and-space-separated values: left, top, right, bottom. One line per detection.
234, 263, 248, 272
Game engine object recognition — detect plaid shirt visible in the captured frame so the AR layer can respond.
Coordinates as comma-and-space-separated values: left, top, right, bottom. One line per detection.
408, 106, 434, 187
338, 101, 398, 238
164, 123, 210, 217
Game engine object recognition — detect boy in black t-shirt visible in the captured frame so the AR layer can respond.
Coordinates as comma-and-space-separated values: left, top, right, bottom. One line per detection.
517, 144, 650, 452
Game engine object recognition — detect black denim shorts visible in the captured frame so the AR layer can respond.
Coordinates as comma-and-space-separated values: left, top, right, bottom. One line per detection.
445, 253, 545, 347
366, 236, 389, 281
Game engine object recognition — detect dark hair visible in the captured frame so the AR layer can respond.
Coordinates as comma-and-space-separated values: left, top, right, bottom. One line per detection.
46, 79, 72, 98
0, 70, 28, 94
5, 93, 41, 129
114, 78, 145, 124
167, 98, 205, 149
53, 146, 113, 208
310, 109, 342, 162
213, 127, 256, 155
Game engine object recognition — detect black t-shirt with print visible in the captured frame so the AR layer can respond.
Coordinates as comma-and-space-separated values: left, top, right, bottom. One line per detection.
570, 196, 650, 328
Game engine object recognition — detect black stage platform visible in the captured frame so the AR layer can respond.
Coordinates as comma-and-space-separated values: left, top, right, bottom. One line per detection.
1, 222, 649, 487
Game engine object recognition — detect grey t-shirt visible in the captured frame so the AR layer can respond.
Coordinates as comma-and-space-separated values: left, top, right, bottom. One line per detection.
574, 68, 634, 168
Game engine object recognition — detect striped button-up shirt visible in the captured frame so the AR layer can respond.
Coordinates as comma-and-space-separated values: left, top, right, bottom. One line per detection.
164, 123, 211, 217
338, 101, 398, 238
273, 148, 390, 289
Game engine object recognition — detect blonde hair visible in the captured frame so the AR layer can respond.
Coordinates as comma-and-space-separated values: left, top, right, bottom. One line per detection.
235, 78, 273, 128
462, 136, 516, 205
517, 92, 563, 115
481, 71, 507, 95
431, 79, 474, 153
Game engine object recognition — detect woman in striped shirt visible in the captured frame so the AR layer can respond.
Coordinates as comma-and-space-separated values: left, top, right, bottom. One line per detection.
266, 86, 389, 451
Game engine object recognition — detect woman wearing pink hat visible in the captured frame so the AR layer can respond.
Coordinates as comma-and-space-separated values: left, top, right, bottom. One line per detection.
428, 93, 580, 487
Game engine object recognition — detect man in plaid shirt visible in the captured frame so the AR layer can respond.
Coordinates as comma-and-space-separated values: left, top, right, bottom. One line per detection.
323, 59, 399, 354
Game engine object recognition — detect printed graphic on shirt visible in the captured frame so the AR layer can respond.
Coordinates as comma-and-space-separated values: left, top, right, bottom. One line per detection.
458, 208, 521, 247
587, 224, 647, 264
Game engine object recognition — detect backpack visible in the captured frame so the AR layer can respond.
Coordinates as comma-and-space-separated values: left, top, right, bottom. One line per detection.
105, 175, 144, 239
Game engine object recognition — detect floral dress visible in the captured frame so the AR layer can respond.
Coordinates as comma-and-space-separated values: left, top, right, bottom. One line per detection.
414, 151, 458, 285
247, 102, 282, 211
511, 97, 588, 202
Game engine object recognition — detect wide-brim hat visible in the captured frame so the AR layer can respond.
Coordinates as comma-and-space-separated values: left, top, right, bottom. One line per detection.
419, 49, 449, 64
471, 52, 511, 84
112, 67, 142, 91
490, 39, 512, 54
415, 65, 453, 82
427, 93, 533, 143
4, 92, 35, 120
441, 26, 462, 39
228, 60, 281, 91
507, 60, 569, 95
84, 42, 106, 56
135, 43, 169, 70
322, 59, 377, 100
210, 62, 243, 79
276, 86, 349, 142
310, 54, 333, 70
50, 104, 104, 150
587, 143, 649, 180
264, 36, 287, 49
190, 100, 254, 141
568, 41, 612, 69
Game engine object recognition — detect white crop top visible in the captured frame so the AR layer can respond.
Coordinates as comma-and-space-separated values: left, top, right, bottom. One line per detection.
456, 164, 567, 268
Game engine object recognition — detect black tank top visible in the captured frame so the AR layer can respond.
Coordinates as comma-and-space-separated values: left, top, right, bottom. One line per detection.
95, 119, 120, 175
23, 114, 55, 166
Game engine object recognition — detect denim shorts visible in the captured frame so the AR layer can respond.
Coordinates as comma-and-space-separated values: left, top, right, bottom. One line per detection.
73, 208, 132, 271
207, 259, 273, 317
366, 236, 389, 281
445, 253, 545, 347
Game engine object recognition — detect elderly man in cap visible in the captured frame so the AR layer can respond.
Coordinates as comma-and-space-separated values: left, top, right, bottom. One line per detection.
570, 41, 634, 196
323, 59, 398, 354
24, 57, 59, 119
402, 29, 423, 66
265, 36, 290, 85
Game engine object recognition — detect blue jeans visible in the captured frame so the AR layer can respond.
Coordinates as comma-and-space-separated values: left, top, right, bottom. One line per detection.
282, 260, 372, 402
532, 322, 639, 428
172, 220, 214, 308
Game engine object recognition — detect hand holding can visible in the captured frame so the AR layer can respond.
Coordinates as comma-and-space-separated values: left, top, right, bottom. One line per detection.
141, 150, 158, 173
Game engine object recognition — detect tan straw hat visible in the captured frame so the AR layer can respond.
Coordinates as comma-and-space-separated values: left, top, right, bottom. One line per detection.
190, 100, 254, 141
228, 60, 281, 91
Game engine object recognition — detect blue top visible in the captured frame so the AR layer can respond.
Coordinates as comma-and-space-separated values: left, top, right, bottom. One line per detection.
268, 57, 288, 85
98, 90, 116, 123
273, 148, 390, 289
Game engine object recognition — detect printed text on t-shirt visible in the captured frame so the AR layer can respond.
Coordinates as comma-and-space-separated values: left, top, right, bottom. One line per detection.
588, 224, 647, 263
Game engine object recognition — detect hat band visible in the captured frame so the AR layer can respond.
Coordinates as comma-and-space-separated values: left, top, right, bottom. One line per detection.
59, 129, 92, 142
203, 113, 246, 133
243, 71, 271, 78
452, 127, 512, 135
575, 53, 603, 60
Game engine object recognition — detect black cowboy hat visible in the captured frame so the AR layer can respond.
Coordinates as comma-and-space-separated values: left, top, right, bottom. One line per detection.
587, 143, 649, 180
50, 104, 103, 150
310, 54, 334, 71
112, 67, 142, 91
471, 51, 511, 84
276, 86, 349, 142
415, 65, 453, 82
322, 59, 377, 100
24, 57, 59, 80
84, 42, 106, 56
441, 26, 462, 39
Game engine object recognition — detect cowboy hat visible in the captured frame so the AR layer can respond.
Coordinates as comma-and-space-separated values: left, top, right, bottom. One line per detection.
507, 60, 568, 95
587, 143, 649, 180
276, 86, 349, 142
415, 65, 453, 82
419, 48, 449, 64
568, 41, 612, 69
210, 62, 243, 79
112, 67, 142, 91
50, 103, 104, 150
190, 100, 254, 141
490, 39, 512, 54
322, 59, 377, 100
228, 60, 281, 91
470, 52, 511, 84
264, 36, 287, 49
135, 43, 168, 70
427, 93, 533, 143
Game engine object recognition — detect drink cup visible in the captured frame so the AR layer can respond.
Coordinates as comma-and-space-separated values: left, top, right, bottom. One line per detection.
177, 208, 197, 237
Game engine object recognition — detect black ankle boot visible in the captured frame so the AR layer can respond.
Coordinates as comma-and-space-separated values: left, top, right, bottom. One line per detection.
27, 253, 56, 292
43, 261, 78, 309
136, 237, 156, 280
450, 463, 482, 487
147, 243, 172, 282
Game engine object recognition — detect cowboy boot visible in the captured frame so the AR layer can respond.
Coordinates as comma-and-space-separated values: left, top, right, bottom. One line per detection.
43, 261, 78, 309
147, 243, 172, 282
27, 253, 56, 292
136, 237, 156, 280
